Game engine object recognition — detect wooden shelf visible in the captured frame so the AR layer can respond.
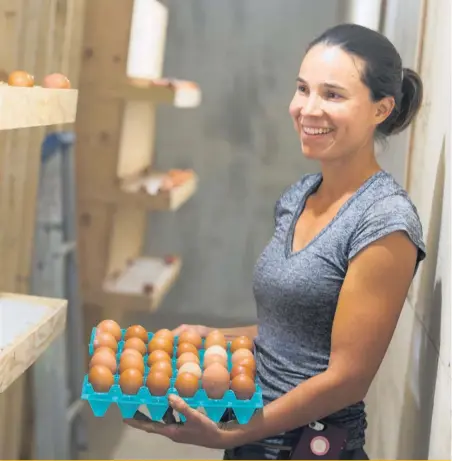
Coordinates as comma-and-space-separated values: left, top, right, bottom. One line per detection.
0, 293, 67, 394
0, 86, 78, 130
87, 256, 181, 312
121, 171, 198, 210
87, 78, 201, 108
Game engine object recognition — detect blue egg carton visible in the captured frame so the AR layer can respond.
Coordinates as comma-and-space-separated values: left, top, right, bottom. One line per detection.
81, 327, 263, 424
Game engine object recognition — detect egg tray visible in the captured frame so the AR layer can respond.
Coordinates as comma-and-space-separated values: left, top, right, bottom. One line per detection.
81, 327, 263, 424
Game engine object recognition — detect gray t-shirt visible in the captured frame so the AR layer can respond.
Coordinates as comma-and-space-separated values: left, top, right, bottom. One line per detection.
252, 170, 426, 451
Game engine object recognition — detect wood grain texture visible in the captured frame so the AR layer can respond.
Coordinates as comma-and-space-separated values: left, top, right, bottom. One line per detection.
0, 293, 67, 394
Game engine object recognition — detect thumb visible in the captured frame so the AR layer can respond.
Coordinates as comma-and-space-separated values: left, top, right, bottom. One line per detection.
168, 394, 198, 421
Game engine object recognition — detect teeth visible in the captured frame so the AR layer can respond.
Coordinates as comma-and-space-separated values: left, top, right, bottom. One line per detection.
302, 126, 333, 135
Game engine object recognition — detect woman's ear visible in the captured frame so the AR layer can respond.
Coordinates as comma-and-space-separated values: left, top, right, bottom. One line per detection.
374, 96, 395, 125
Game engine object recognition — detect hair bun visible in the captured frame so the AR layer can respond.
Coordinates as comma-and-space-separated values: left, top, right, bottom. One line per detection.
379, 67, 424, 136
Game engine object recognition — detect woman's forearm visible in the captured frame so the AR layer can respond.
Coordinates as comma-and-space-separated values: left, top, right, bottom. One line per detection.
216, 324, 258, 340
231, 369, 365, 446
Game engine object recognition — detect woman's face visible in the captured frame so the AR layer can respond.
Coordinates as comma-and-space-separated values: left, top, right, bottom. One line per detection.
289, 44, 392, 162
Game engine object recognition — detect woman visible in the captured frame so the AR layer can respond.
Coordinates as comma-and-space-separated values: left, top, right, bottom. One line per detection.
125, 23, 426, 460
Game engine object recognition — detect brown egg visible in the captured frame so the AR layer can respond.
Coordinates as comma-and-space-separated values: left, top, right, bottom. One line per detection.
119, 353, 145, 374
178, 329, 203, 349
124, 325, 149, 343
231, 348, 254, 365
176, 342, 199, 358
235, 357, 256, 375
93, 346, 116, 357
153, 328, 174, 344
146, 371, 170, 396
93, 331, 118, 352
120, 347, 143, 361
231, 335, 254, 353
123, 337, 147, 356
148, 336, 173, 356
175, 372, 199, 397
89, 349, 118, 374
203, 353, 228, 369
204, 329, 227, 349
89, 365, 115, 393
97, 319, 122, 341
176, 352, 200, 369
178, 362, 202, 379
202, 363, 230, 399
230, 363, 254, 380
231, 374, 256, 400
150, 360, 173, 378
119, 368, 144, 395
147, 350, 172, 367
204, 345, 228, 362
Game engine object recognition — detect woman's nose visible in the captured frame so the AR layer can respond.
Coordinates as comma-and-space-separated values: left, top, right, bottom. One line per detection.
301, 94, 323, 117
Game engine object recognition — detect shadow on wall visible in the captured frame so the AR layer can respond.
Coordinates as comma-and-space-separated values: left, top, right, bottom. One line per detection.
396, 138, 446, 459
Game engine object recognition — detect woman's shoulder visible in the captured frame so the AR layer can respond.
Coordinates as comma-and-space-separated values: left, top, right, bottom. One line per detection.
278, 172, 322, 202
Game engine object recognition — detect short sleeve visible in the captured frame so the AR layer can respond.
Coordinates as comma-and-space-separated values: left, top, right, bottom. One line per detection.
348, 194, 426, 272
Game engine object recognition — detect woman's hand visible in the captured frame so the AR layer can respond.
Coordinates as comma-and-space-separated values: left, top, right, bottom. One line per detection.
124, 395, 241, 449
171, 324, 212, 337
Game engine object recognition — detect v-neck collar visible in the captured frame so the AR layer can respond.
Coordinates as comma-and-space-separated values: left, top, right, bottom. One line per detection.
285, 171, 386, 258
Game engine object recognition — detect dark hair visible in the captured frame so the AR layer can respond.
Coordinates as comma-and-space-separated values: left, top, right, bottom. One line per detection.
307, 23, 423, 137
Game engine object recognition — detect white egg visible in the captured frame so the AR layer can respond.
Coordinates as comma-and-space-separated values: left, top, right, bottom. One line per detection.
178, 362, 202, 379
204, 345, 228, 361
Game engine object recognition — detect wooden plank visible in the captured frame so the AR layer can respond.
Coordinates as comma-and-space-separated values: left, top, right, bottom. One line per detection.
0, 86, 78, 130
80, 171, 198, 211
0, 293, 67, 394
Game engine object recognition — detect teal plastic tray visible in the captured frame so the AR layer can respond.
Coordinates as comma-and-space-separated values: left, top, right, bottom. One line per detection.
81, 327, 263, 424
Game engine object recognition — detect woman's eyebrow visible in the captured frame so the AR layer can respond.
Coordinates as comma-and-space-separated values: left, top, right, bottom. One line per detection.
297, 77, 347, 92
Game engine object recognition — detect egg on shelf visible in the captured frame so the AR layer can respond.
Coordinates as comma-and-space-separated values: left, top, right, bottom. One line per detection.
175, 372, 199, 398
178, 362, 202, 379
93, 331, 118, 353
146, 371, 170, 396
119, 368, 144, 395
89, 348, 118, 374
201, 363, 230, 400
88, 365, 115, 393
204, 329, 227, 350
119, 353, 145, 374
178, 329, 203, 350
124, 324, 149, 343
176, 342, 199, 358
176, 352, 200, 369
230, 374, 256, 400
147, 349, 172, 366
231, 348, 254, 365
148, 336, 173, 356
230, 335, 254, 353
96, 319, 122, 341
124, 337, 147, 356
150, 360, 173, 378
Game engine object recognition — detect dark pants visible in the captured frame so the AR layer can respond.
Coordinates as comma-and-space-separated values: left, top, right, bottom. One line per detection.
223, 444, 369, 460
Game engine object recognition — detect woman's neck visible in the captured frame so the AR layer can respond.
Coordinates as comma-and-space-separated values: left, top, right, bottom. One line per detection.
317, 153, 381, 200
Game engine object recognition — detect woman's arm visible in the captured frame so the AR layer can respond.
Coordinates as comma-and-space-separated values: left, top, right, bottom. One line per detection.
171, 324, 257, 340
228, 230, 418, 446
218, 325, 258, 341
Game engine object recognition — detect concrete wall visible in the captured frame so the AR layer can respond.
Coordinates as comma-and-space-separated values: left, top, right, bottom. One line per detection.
348, 0, 451, 459
145, 0, 343, 322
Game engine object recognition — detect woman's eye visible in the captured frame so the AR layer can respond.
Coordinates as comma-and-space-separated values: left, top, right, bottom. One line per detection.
327, 91, 342, 100
297, 85, 307, 94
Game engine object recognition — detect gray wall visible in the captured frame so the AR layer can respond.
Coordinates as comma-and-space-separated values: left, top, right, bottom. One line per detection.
145, 0, 343, 324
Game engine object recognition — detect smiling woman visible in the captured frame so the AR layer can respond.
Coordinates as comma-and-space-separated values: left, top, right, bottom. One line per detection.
125, 23, 426, 461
